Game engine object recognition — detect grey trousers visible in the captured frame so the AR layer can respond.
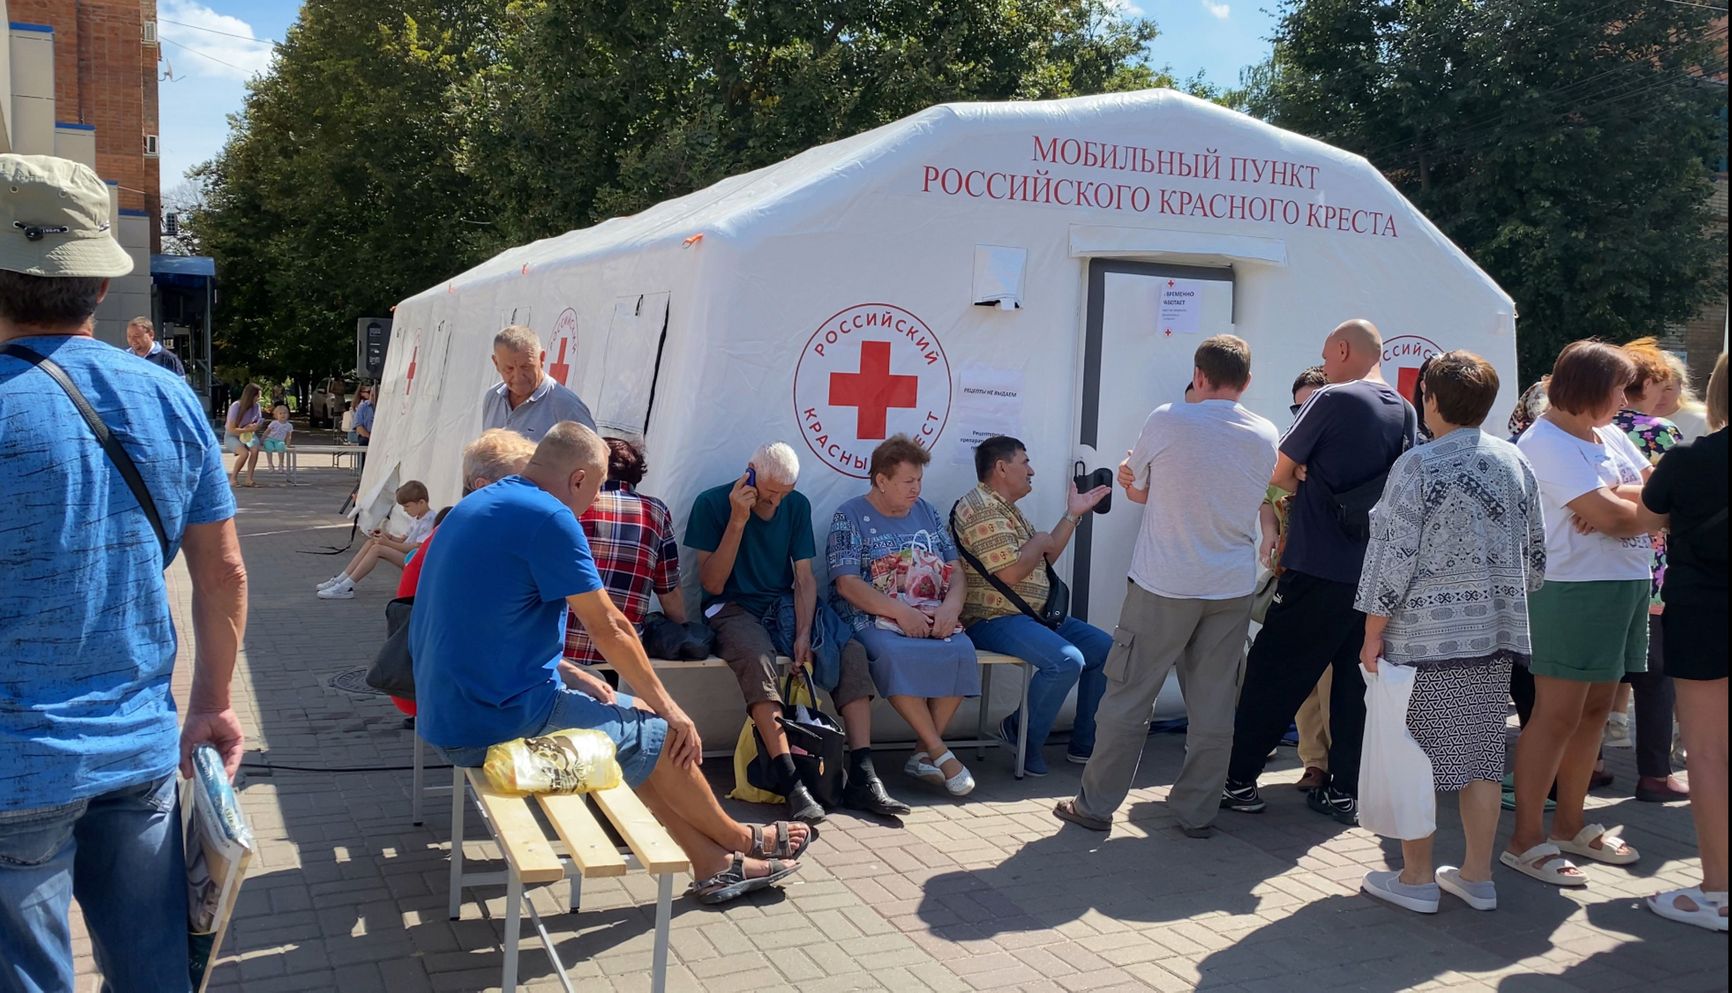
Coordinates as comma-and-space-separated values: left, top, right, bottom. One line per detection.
1075, 582, 1252, 830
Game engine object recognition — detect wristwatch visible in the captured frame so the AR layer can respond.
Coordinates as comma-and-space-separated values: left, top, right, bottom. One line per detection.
1064, 514, 1083, 527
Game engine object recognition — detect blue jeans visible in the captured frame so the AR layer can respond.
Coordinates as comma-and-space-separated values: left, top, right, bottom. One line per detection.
965, 614, 1111, 757
0, 775, 191, 993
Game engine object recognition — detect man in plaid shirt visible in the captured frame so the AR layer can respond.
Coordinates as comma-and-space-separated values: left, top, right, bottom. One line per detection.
562, 439, 687, 674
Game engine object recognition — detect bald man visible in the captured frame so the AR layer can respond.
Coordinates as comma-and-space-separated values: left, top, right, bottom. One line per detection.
1220, 319, 1419, 826
410, 422, 809, 903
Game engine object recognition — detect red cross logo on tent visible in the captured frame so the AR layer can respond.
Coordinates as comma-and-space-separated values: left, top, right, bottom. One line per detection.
546, 308, 580, 387
405, 344, 419, 395
1380, 334, 1443, 402
548, 338, 572, 386
829, 341, 918, 439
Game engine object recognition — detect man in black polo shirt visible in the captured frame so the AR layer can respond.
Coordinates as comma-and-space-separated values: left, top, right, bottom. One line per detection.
1222, 319, 1418, 825
125, 317, 184, 377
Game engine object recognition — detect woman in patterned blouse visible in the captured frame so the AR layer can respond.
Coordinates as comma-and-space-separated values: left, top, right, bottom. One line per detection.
1355, 351, 1547, 915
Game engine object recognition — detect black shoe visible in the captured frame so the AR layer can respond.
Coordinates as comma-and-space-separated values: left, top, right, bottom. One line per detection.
785, 782, 827, 824
1181, 824, 1215, 839
1220, 781, 1266, 813
842, 773, 912, 817
1306, 784, 1357, 826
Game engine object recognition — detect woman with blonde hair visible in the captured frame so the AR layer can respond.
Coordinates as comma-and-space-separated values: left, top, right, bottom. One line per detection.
1638, 352, 1728, 930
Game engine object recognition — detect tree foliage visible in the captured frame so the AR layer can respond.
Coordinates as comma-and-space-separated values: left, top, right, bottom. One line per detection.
196, 1, 1190, 380
1241, 0, 1728, 383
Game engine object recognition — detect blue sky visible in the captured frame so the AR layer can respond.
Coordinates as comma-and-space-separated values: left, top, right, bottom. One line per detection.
158, 1, 1275, 194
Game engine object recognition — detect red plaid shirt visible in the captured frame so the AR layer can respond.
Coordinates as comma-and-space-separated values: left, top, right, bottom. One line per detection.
564, 483, 681, 665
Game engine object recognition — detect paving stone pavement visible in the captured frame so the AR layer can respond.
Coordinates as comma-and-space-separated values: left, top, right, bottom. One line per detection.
67, 471, 1729, 992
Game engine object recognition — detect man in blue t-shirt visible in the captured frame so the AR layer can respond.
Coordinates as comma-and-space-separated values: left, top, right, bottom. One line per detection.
411, 423, 811, 904
685, 442, 906, 823
0, 154, 247, 992
1222, 319, 1419, 826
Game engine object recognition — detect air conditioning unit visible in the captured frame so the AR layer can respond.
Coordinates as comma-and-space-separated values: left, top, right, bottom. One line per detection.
142, 20, 158, 44
144, 134, 160, 156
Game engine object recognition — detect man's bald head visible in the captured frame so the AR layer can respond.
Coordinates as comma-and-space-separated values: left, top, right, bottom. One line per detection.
1322, 319, 1384, 384
523, 422, 609, 513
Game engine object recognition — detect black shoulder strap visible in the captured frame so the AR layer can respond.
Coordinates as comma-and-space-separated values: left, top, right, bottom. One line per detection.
949, 499, 1049, 624
2, 343, 171, 559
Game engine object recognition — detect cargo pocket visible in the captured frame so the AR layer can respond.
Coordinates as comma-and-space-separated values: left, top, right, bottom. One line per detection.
1104, 627, 1135, 684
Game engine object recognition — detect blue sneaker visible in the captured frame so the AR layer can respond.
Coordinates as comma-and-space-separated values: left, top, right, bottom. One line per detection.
999, 714, 1048, 777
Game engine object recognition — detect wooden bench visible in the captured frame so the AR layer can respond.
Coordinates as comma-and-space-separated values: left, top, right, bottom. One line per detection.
408, 650, 1033, 824
448, 767, 688, 993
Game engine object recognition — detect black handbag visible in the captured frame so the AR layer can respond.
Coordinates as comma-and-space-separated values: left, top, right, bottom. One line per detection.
1320, 400, 1418, 542
747, 672, 846, 807
365, 596, 417, 698
950, 501, 1069, 629
641, 612, 715, 660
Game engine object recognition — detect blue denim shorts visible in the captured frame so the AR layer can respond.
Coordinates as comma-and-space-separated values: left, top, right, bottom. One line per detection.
442, 690, 667, 788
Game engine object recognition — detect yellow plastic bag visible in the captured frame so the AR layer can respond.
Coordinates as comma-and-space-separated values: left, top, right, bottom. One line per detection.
727, 676, 819, 805
483, 728, 623, 796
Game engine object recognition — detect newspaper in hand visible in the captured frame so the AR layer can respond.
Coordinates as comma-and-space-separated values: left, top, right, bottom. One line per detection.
183, 743, 254, 993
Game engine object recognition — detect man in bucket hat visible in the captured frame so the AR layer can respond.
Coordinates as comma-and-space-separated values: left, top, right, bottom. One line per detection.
0, 154, 247, 992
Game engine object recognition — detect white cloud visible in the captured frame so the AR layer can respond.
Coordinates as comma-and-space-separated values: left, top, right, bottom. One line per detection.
157, 0, 275, 82
1203, 0, 1232, 19
1103, 0, 1147, 16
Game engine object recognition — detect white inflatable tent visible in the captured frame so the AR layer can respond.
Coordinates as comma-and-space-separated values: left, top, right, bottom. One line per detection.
361, 89, 1516, 739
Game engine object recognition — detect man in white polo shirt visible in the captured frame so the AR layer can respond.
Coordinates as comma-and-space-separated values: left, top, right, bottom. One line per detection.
1054, 335, 1278, 838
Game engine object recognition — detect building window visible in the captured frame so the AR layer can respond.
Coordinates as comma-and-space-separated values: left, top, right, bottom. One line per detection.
144, 134, 160, 157
142, 20, 158, 44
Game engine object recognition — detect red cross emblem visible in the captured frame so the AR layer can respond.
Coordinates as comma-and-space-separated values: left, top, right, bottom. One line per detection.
405, 344, 419, 395
829, 341, 918, 440
548, 337, 572, 386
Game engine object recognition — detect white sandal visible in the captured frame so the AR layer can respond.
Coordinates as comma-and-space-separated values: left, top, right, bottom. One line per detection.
933, 750, 975, 797
1553, 824, 1639, 866
904, 751, 946, 786
1500, 843, 1588, 887
1646, 888, 1728, 932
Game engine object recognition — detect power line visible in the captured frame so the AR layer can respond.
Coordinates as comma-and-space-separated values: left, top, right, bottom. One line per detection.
160, 36, 257, 74
159, 17, 279, 47
1658, 0, 1728, 12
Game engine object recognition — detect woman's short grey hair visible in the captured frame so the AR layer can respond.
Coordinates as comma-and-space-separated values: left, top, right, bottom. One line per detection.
493, 324, 541, 356
751, 441, 800, 485
462, 429, 536, 486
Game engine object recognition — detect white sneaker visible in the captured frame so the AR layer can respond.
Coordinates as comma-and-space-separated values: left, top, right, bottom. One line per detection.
317, 585, 355, 600
1603, 713, 1633, 749
317, 576, 344, 591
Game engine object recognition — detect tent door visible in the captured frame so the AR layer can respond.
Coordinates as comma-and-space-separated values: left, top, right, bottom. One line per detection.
1072, 259, 1236, 628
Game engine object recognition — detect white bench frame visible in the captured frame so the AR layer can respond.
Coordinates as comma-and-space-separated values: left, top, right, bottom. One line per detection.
448, 766, 687, 993
409, 652, 1032, 825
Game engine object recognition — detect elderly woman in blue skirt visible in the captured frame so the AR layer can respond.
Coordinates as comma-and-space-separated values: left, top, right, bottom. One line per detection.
828, 435, 980, 796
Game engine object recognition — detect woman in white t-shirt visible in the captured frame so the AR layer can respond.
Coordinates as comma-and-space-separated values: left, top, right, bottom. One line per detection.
1505, 342, 1654, 888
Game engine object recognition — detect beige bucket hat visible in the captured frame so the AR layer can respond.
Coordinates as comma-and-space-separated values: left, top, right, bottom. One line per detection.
0, 153, 134, 278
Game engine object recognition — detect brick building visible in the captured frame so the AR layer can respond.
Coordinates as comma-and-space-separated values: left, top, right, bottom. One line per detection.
2, 0, 159, 346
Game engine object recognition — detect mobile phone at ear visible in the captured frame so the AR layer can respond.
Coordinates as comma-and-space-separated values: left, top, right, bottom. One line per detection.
745, 466, 757, 488
1073, 466, 1113, 515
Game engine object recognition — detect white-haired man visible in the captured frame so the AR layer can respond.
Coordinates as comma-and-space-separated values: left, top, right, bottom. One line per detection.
412, 422, 809, 904
686, 442, 909, 822
480, 324, 596, 441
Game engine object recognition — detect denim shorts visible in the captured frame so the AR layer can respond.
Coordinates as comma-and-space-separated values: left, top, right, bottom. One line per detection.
442, 690, 667, 788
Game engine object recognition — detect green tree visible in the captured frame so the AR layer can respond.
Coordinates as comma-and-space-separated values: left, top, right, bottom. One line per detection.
1242, 0, 1727, 383
195, 1, 500, 384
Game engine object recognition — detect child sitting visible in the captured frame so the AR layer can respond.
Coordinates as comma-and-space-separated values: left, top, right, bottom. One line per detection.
317, 481, 434, 600
261, 405, 294, 474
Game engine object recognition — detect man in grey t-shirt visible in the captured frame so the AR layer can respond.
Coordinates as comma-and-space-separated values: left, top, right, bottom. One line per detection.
1055, 335, 1278, 838
480, 324, 598, 442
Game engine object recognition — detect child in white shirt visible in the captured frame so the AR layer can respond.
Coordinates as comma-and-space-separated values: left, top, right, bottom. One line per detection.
261, 405, 294, 473
317, 481, 434, 600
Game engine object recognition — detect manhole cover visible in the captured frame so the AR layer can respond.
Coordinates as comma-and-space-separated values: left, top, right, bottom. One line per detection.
328, 666, 388, 698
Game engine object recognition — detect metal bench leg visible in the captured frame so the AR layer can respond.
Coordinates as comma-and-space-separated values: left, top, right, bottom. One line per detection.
1015, 664, 1031, 780
411, 734, 425, 826
448, 765, 465, 920
569, 872, 581, 914
502, 873, 523, 993
651, 874, 673, 993
977, 664, 994, 760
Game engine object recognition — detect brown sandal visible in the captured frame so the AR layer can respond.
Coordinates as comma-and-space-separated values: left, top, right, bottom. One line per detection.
1053, 799, 1110, 832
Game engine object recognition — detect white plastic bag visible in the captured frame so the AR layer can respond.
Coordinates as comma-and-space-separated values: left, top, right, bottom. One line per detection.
1356, 661, 1436, 840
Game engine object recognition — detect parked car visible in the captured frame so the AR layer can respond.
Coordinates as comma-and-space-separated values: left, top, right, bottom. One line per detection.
308, 377, 349, 429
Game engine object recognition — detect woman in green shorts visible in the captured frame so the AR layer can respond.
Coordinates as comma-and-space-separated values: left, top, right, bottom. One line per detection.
1506, 341, 1654, 887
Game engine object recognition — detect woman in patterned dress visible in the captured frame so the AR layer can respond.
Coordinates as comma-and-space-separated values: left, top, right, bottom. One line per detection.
1611, 338, 1688, 802
1355, 351, 1547, 915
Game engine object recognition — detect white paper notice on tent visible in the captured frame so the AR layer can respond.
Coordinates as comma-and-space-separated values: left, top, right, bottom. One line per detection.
952, 368, 1025, 464
1158, 279, 1205, 335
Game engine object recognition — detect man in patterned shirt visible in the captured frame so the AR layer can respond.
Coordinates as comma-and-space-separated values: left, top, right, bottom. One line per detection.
562, 438, 688, 686
953, 436, 1111, 777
